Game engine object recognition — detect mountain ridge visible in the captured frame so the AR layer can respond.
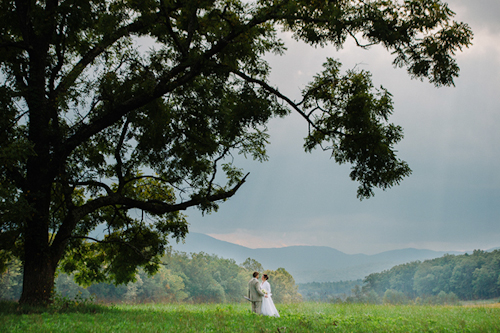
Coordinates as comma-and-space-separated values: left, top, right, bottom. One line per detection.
169, 233, 481, 283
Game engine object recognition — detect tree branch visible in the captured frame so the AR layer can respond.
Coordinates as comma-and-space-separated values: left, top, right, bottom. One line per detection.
160, 3, 189, 58
74, 172, 249, 219
115, 118, 131, 188
56, 13, 273, 168
207, 145, 232, 197
0, 40, 29, 51
347, 30, 377, 49
53, 20, 148, 99
68, 236, 166, 266
232, 69, 344, 138
71, 180, 114, 196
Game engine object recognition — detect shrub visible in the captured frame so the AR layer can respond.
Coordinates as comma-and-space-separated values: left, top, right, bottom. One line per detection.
383, 289, 409, 305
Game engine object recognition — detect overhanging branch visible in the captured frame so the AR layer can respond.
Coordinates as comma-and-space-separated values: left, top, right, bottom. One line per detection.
72, 180, 114, 196
72, 172, 250, 219
68, 235, 166, 266
232, 69, 344, 138
55, 14, 273, 170
53, 20, 148, 99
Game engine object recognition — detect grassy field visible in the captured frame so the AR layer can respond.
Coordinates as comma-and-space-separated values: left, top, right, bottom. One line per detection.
1, 301, 499, 332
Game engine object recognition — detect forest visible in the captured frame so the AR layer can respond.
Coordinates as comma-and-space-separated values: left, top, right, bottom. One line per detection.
298, 250, 500, 304
298, 280, 363, 302
0, 249, 301, 304
2, 249, 499, 305
361, 249, 500, 303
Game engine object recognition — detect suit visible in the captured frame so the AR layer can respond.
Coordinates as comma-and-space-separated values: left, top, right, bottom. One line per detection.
248, 277, 265, 314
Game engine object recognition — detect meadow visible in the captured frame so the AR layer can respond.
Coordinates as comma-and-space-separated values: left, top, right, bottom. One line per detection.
1, 301, 499, 332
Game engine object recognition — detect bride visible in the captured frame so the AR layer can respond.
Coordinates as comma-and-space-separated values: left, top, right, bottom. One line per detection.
260, 274, 280, 317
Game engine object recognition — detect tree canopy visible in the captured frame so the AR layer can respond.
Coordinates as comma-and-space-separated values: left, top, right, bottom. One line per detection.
0, 0, 472, 305
363, 250, 500, 302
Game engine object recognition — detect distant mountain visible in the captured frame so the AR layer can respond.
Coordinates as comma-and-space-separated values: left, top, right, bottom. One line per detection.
170, 233, 466, 283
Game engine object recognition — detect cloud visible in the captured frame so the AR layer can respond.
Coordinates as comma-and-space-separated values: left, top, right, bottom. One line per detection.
450, 0, 500, 34
184, 1, 500, 255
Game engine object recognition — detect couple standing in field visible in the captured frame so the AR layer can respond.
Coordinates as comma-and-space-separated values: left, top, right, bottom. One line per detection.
247, 271, 280, 317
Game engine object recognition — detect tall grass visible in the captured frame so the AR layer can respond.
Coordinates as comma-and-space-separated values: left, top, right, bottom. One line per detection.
1, 301, 499, 332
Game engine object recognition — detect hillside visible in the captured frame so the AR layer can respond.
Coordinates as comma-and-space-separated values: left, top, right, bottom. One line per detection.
170, 233, 464, 283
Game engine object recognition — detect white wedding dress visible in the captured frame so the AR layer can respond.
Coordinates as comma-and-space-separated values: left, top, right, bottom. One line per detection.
260, 281, 280, 317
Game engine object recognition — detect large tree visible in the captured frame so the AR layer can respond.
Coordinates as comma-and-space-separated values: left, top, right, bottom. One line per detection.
0, 0, 472, 305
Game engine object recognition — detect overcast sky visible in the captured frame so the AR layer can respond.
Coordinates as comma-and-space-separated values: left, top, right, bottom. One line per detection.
183, 0, 500, 255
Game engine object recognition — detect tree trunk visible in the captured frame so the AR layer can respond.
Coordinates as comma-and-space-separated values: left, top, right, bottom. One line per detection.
18, 178, 55, 305
18, 201, 56, 305
19, 132, 56, 305
18, 179, 66, 306
18, 246, 56, 306
18, 163, 58, 306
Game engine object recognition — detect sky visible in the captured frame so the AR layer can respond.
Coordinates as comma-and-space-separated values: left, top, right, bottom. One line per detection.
182, 0, 500, 255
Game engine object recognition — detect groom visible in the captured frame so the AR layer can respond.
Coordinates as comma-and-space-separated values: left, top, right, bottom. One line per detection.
248, 271, 266, 314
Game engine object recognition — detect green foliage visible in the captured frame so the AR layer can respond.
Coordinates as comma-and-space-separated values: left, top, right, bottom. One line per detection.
298, 280, 363, 302
163, 251, 248, 303
54, 273, 91, 300
240, 257, 264, 273
383, 289, 410, 305
264, 267, 302, 303
344, 285, 382, 305
0, 259, 22, 300
302, 59, 411, 198
0, 0, 472, 304
415, 291, 460, 306
364, 250, 500, 301
0, 250, 302, 304
74, 250, 248, 303
4, 249, 499, 306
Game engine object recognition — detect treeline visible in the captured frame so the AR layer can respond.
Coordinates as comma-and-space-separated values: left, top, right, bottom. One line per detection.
362, 249, 500, 303
4, 248, 499, 304
0, 250, 302, 304
294, 250, 500, 305
298, 280, 363, 302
